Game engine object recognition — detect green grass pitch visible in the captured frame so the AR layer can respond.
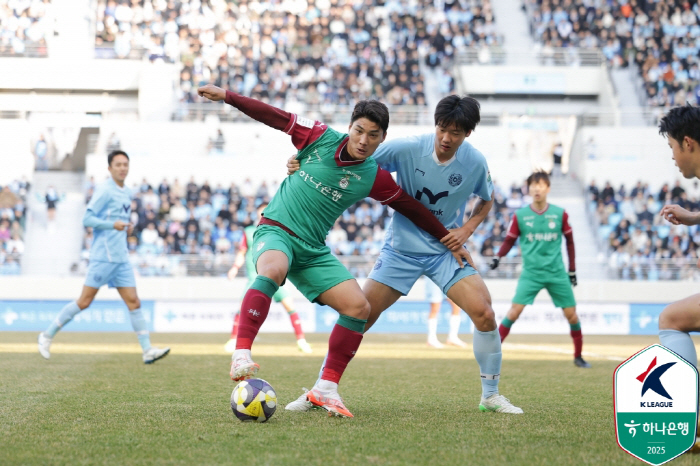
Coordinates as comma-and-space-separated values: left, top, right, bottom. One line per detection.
1, 332, 698, 466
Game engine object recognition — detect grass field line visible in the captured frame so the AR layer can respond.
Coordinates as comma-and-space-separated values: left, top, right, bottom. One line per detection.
0, 341, 631, 361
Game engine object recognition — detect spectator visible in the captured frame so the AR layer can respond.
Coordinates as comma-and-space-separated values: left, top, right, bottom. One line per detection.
35, 134, 48, 171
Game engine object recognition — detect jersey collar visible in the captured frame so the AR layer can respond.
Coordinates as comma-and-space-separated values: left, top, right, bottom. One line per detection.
529, 203, 549, 215
335, 137, 366, 166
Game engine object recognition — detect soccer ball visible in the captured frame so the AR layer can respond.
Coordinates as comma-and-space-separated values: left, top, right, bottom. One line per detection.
231, 378, 277, 422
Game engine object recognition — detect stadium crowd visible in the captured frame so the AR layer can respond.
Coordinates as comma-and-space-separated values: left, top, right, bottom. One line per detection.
79, 177, 525, 277
0, 0, 52, 56
95, 0, 499, 108
0, 179, 30, 275
589, 179, 700, 280
525, 0, 700, 107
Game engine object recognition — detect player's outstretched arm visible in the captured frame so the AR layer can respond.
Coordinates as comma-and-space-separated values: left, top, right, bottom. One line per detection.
660, 204, 700, 226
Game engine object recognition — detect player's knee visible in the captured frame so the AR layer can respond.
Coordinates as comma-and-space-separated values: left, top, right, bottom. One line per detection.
659, 306, 682, 331
256, 265, 286, 285
343, 298, 370, 321
128, 298, 141, 311
474, 305, 496, 332
76, 297, 92, 309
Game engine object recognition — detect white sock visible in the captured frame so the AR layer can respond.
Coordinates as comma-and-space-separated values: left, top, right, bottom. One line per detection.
428, 318, 438, 340
449, 315, 461, 340
316, 379, 338, 392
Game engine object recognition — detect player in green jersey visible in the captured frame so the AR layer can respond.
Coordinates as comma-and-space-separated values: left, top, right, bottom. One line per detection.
490, 171, 590, 368
225, 203, 312, 354
197, 84, 470, 417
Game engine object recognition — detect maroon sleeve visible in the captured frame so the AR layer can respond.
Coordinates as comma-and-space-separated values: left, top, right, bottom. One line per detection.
224, 91, 326, 149
369, 169, 450, 242
562, 211, 576, 272
240, 232, 248, 251
496, 214, 520, 257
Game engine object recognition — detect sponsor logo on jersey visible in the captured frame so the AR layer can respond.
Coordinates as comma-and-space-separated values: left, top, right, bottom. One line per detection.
448, 173, 463, 187
487, 171, 492, 183
415, 187, 448, 205
297, 170, 343, 202
342, 169, 361, 180
305, 149, 322, 164
525, 221, 534, 228
122, 204, 131, 213
339, 177, 349, 189
415, 168, 425, 176
549, 221, 556, 229
296, 116, 315, 128
526, 232, 559, 242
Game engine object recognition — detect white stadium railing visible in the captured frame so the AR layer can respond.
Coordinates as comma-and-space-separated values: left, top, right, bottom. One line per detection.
454, 46, 605, 67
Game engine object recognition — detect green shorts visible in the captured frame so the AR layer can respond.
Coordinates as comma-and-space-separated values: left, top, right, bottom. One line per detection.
513, 272, 576, 308
251, 225, 354, 303
243, 275, 291, 303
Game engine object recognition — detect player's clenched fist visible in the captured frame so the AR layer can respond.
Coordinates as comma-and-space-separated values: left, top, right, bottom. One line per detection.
287, 155, 300, 176
197, 84, 226, 102
660, 204, 700, 226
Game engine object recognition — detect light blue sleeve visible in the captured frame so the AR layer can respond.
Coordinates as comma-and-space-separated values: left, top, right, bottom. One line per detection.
373, 138, 417, 173
471, 151, 494, 201
83, 187, 114, 229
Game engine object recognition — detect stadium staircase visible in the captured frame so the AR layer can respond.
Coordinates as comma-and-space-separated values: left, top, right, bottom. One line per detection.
22, 172, 86, 276
609, 69, 646, 126
548, 175, 604, 280
491, 0, 536, 63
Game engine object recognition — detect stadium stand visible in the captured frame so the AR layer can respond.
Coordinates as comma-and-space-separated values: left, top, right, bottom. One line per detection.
0, 179, 30, 275
0, 0, 52, 57
78, 177, 523, 277
589, 178, 700, 280
523, 0, 700, 107
95, 0, 499, 107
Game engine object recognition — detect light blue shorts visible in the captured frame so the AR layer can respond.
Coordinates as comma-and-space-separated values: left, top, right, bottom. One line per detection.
368, 246, 478, 296
424, 276, 444, 304
85, 260, 136, 289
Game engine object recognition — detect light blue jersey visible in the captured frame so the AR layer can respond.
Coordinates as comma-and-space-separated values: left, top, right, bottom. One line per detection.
374, 133, 493, 256
83, 178, 132, 263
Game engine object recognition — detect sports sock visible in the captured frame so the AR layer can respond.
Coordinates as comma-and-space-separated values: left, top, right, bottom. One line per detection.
45, 301, 82, 337
448, 315, 461, 340
230, 312, 240, 338
473, 329, 502, 399
570, 322, 583, 358
129, 308, 151, 352
236, 276, 279, 350
321, 315, 366, 384
427, 318, 438, 340
287, 311, 305, 340
660, 329, 697, 367
498, 317, 513, 342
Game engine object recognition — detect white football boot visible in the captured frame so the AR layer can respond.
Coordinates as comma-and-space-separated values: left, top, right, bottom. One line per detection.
285, 388, 316, 412
38, 332, 52, 359
445, 336, 468, 348
143, 346, 170, 364
230, 349, 259, 381
427, 338, 445, 348
297, 339, 313, 353
224, 338, 237, 353
479, 394, 523, 414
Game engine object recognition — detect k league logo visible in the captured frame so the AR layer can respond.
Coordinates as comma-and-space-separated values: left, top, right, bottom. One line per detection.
614, 344, 698, 465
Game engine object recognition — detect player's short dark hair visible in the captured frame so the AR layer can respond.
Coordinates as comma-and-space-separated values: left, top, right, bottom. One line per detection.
658, 104, 700, 145
527, 171, 550, 187
350, 100, 389, 133
108, 150, 129, 166
434, 95, 481, 134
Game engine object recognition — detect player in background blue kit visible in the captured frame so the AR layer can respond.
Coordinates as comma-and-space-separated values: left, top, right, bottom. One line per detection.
423, 277, 467, 348
286, 96, 522, 414
38, 151, 170, 364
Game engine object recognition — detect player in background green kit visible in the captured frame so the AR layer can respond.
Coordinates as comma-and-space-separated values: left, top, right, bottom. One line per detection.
490, 171, 590, 368
225, 203, 312, 354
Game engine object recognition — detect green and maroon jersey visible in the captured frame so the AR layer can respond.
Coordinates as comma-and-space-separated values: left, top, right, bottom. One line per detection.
496, 203, 575, 277
223, 91, 453, 249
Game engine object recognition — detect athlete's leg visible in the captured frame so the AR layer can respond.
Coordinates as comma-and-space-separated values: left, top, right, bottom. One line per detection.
562, 306, 584, 359
659, 294, 700, 367
499, 303, 526, 342
546, 277, 587, 366
424, 277, 444, 347
280, 296, 312, 353
41, 286, 98, 343
446, 298, 467, 348
117, 287, 150, 351
226, 276, 255, 352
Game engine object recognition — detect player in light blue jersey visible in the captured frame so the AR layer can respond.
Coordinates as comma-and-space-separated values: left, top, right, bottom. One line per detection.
38, 151, 170, 364
286, 95, 522, 414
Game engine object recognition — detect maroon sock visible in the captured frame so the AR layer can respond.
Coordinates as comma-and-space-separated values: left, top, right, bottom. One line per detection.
288, 312, 305, 340
230, 312, 240, 339
571, 329, 583, 358
235, 290, 272, 350
321, 324, 364, 384
498, 324, 511, 342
